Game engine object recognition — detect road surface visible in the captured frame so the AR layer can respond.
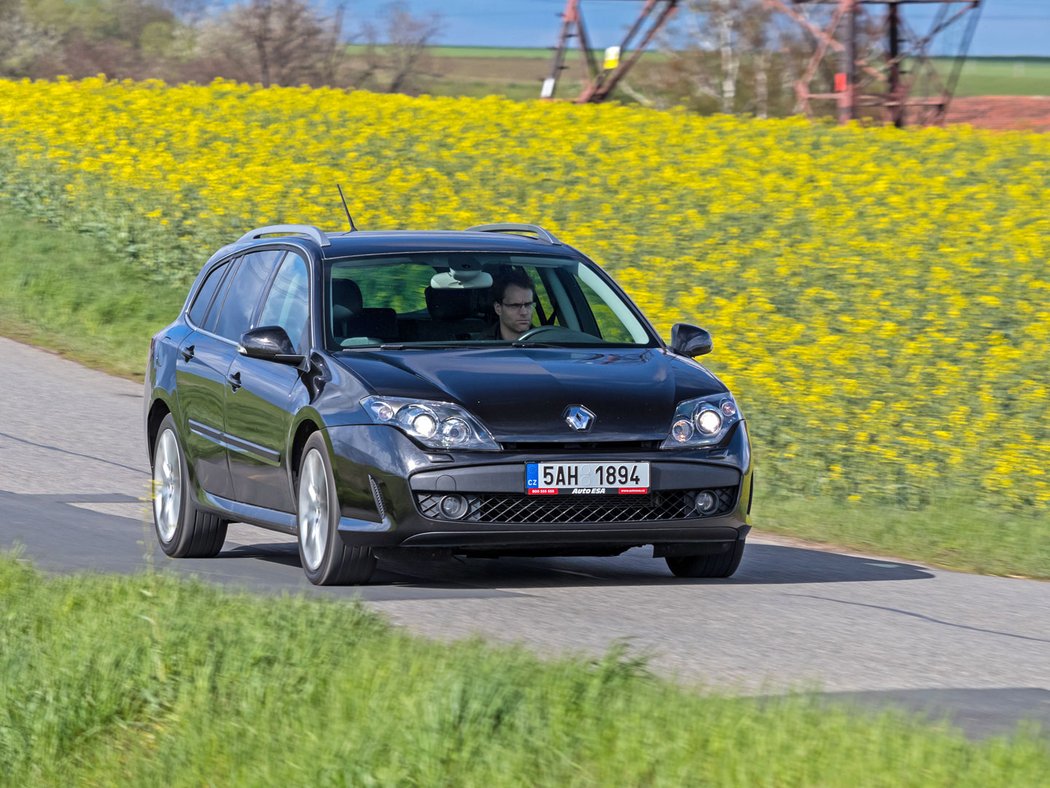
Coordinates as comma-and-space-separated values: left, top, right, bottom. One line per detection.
1, 336, 1047, 740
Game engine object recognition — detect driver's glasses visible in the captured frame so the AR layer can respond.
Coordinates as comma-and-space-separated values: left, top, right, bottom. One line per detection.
502, 301, 536, 311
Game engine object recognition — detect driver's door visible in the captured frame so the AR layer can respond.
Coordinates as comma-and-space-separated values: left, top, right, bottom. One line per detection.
225, 251, 312, 513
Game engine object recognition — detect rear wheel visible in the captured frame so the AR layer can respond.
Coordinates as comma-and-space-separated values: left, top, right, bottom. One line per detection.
664, 538, 746, 579
297, 432, 376, 585
151, 414, 227, 558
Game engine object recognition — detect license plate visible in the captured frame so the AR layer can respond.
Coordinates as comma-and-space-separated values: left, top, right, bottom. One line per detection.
526, 461, 650, 495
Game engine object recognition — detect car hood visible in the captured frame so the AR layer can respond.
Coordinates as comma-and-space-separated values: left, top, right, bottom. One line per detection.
332, 347, 727, 442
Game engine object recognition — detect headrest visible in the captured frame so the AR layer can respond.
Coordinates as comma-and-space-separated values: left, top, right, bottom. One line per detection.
425, 286, 474, 321
332, 278, 363, 313
341, 308, 398, 342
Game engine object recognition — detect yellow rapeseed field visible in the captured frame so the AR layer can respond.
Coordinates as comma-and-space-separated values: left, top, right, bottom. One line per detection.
0, 77, 1047, 511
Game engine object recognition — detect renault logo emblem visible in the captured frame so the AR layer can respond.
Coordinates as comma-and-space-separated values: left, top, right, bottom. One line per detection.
564, 405, 595, 432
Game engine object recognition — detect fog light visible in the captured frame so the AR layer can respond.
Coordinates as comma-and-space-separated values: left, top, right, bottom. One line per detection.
439, 494, 468, 520
694, 490, 717, 515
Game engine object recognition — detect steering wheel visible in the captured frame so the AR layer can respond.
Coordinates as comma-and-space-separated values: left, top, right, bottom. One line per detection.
515, 325, 561, 342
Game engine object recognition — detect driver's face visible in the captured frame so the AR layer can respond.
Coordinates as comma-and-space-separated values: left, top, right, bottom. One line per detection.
495, 284, 535, 339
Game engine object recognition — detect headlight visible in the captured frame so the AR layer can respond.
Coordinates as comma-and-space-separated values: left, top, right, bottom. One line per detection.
362, 396, 500, 451
661, 394, 741, 449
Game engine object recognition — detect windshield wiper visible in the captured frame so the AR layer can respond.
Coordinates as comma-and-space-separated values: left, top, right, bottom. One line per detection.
378, 342, 488, 350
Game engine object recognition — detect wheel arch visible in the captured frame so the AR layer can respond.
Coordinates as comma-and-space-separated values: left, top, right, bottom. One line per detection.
146, 398, 173, 467
289, 417, 323, 488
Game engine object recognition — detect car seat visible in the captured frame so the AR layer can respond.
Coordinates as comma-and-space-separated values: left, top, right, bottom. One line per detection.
331, 278, 398, 344
423, 287, 488, 341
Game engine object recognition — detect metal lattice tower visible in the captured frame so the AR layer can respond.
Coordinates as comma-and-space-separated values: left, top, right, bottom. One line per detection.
765, 0, 984, 126
543, 0, 681, 103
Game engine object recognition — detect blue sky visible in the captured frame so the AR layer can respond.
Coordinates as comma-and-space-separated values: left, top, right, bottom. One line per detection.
341, 0, 1050, 57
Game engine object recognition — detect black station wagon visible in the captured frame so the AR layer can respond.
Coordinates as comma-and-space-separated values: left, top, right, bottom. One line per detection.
145, 223, 754, 585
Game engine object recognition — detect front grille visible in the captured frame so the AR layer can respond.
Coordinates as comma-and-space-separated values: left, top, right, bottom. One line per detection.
416, 487, 737, 524
498, 441, 663, 452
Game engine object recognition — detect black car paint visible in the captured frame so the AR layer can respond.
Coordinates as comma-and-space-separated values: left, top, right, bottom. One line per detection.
324, 346, 727, 440
146, 229, 753, 558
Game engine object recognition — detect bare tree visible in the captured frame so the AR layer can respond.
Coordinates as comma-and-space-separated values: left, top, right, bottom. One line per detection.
357, 1, 442, 94
0, 1, 59, 76
201, 0, 347, 87
2, 0, 444, 90
159, 0, 212, 25
645, 0, 809, 117
4, 0, 182, 79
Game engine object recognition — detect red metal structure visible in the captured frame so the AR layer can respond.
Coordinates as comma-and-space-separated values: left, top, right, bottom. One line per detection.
765, 0, 983, 126
543, 0, 681, 103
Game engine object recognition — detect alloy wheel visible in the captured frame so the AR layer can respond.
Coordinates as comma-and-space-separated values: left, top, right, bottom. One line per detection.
154, 429, 182, 543
298, 449, 329, 571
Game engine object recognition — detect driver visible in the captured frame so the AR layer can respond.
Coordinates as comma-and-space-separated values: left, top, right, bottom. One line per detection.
491, 269, 537, 340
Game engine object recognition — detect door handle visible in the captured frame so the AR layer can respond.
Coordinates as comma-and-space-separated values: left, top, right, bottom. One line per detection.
180, 344, 195, 362
227, 371, 242, 391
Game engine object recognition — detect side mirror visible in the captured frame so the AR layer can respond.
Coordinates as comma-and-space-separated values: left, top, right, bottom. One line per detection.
670, 323, 713, 357
239, 326, 306, 366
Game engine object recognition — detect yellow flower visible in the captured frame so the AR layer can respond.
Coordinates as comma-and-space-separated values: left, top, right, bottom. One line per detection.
0, 77, 1047, 511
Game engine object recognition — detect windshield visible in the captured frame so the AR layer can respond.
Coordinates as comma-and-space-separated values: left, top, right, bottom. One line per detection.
325, 253, 656, 350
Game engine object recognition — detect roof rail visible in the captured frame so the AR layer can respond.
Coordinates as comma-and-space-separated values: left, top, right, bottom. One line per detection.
467, 223, 561, 245
237, 224, 331, 247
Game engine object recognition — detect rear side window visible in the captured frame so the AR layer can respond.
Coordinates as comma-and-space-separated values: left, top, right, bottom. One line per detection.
187, 261, 229, 327
210, 250, 283, 341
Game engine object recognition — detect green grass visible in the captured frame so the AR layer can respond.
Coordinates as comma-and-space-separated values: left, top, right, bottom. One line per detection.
755, 491, 1049, 579
0, 206, 185, 377
350, 45, 588, 60
425, 45, 556, 59
0, 204, 1046, 579
939, 57, 1050, 97
412, 51, 1050, 101
419, 51, 1050, 95
1, 555, 1046, 786
422, 79, 555, 102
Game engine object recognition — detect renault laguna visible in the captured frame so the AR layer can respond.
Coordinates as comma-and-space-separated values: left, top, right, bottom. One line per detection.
144, 223, 753, 585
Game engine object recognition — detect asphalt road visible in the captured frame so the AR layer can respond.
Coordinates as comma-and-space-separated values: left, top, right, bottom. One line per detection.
1, 336, 1048, 740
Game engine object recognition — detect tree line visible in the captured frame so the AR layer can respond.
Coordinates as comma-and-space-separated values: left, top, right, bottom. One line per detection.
0, 0, 863, 117
0, 0, 441, 92
642, 0, 885, 119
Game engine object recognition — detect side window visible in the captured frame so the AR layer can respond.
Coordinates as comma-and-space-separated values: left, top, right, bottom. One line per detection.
187, 261, 229, 327
577, 279, 633, 342
202, 257, 237, 335
523, 266, 557, 326
210, 250, 283, 342
258, 252, 310, 353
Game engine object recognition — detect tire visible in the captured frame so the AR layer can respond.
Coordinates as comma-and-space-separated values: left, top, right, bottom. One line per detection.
151, 414, 227, 558
296, 432, 376, 585
665, 537, 746, 579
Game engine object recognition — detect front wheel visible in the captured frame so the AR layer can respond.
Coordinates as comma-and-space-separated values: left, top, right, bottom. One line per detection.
151, 414, 227, 558
665, 538, 746, 579
297, 432, 376, 585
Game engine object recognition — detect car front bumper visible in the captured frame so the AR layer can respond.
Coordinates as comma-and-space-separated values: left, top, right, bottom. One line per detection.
325, 421, 753, 556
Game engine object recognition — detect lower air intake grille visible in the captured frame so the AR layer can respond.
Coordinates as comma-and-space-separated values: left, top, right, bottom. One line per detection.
416, 487, 736, 524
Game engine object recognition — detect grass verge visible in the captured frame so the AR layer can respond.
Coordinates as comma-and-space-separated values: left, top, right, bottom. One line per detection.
1, 555, 1046, 786
0, 206, 185, 378
0, 205, 1046, 579
754, 492, 1049, 579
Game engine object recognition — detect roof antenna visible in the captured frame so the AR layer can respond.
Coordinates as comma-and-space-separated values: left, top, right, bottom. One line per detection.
337, 184, 358, 232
